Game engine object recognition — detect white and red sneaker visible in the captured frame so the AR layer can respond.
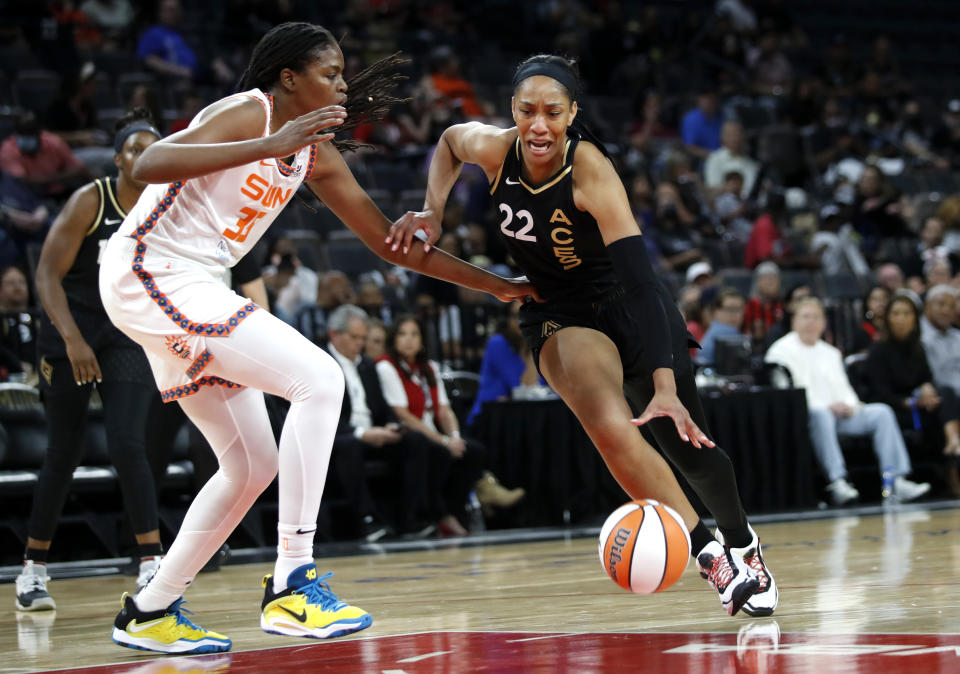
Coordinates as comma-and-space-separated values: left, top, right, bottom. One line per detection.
716, 524, 778, 617
696, 540, 759, 616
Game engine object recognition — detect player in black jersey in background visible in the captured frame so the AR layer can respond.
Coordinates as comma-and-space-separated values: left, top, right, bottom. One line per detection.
14, 109, 164, 612
387, 55, 777, 618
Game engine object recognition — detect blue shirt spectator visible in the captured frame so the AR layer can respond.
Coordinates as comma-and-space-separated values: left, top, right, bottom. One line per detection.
696, 288, 747, 365
137, 24, 197, 77
681, 92, 723, 159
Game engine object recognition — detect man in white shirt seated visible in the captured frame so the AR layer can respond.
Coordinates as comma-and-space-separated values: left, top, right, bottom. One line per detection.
704, 121, 759, 198
921, 285, 960, 397
765, 297, 931, 505
326, 304, 433, 539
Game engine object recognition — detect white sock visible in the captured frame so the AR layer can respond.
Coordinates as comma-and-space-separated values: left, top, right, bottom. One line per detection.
273, 523, 315, 592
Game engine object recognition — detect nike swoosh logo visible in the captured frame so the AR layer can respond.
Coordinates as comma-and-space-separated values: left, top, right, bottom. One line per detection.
296, 527, 316, 535
504, 177, 520, 185
126, 619, 161, 634
104, 218, 122, 226
279, 605, 307, 622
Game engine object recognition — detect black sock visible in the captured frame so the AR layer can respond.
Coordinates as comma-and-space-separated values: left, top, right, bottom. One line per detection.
138, 542, 163, 558
689, 521, 715, 557
25, 547, 49, 564
718, 525, 753, 549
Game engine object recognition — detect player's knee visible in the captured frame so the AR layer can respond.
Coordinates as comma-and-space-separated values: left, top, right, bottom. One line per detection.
286, 352, 345, 404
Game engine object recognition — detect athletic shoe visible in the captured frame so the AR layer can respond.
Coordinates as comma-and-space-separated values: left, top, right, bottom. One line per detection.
696, 540, 760, 617
825, 477, 860, 506
893, 476, 931, 503
260, 564, 372, 639
112, 593, 231, 654
136, 556, 161, 593
15, 561, 56, 611
716, 525, 778, 617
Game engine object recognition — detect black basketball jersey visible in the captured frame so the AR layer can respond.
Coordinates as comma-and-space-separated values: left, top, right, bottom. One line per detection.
489, 133, 619, 302
64, 177, 126, 312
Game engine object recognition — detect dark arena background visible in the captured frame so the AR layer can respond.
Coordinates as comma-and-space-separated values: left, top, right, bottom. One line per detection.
1, 1, 960, 672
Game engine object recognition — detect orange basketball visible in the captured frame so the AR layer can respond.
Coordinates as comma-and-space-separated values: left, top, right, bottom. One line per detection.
598, 499, 691, 594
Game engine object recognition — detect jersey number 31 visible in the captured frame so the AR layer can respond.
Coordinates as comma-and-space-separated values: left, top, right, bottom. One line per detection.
499, 204, 537, 242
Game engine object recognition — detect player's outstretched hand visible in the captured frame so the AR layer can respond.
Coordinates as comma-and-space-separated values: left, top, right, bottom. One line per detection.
631, 392, 715, 449
264, 105, 346, 157
386, 209, 442, 254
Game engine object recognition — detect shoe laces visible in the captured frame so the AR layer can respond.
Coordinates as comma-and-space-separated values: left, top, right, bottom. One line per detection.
703, 553, 734, 590
167, 599, 203, 631
298, 572, 347, 611
744, 549, 769, 592
23, 574, 47, 593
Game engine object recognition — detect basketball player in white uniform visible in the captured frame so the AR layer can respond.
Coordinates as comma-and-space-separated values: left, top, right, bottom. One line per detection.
101, 22, 535, 655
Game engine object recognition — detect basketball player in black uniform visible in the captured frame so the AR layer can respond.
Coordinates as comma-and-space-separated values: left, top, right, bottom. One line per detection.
387, 55, 778, 617
15, 110, 164, 612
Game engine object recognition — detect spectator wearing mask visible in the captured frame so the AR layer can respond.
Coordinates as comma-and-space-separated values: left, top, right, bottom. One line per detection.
0, 112, 88, 200
697, 288, 746, 366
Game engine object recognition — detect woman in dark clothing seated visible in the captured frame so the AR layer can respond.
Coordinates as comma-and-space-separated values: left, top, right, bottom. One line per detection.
861, 292, 960, 472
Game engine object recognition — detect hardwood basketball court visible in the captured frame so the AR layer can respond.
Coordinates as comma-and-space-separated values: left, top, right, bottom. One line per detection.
4, 502, 960, 673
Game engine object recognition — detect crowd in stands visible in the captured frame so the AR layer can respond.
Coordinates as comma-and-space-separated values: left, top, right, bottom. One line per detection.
2, 0, 960, 547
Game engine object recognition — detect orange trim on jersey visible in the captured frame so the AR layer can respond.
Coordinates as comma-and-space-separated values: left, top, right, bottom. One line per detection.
161, 376, 245, 403
235, 92, 270, 137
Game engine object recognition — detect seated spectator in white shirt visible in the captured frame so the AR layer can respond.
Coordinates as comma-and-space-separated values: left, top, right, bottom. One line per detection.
765, 297, 930, 505
704, 121, 759, 198
921, 285, 960, 398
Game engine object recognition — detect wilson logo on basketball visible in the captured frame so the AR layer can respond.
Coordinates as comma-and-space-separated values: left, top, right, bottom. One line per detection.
165, 335, 192, 360
607, 527, 632, 581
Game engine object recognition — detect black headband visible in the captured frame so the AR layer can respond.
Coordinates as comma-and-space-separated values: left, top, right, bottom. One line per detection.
512, 61, 579, 99
114, 122, 161, 153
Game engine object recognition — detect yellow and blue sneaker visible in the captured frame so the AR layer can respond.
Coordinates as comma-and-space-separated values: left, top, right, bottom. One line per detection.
260, 564, 372, 639
112, 593, 231, 654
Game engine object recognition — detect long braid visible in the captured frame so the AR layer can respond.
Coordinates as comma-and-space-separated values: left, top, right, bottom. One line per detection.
334, 51, 410, 152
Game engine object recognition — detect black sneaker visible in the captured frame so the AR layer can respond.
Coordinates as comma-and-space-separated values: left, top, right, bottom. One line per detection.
360, 515, 394, 543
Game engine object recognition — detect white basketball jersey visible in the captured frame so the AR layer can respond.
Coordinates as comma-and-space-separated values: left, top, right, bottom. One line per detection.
118, 88, 318, 273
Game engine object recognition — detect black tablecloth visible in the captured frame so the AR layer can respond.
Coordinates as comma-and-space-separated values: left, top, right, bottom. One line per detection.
471, 388, 817, 526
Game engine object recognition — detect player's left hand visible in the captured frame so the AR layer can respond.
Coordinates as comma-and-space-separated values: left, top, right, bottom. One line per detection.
494, 276, 542, 303
631, 392, 715, 449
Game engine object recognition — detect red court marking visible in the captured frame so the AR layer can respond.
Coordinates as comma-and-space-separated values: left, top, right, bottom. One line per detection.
58, 630, 960, 673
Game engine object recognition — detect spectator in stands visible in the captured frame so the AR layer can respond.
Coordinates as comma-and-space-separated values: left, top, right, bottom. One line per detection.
765, 297, 930, 505
862, 292, 960, 466
79, 0, 135, 43
931, 99, 960, 170
681, 90, 723, 160
293, 270, 357, 345
364, 318, 387, 361
419, 45, 491, 121
812, 204, 869, 276
137, 0, 232, 87
126, 84, 165, 136
819, 34, 860, 97
0, 112, 88, 200
262, 237, 318, 319
923, 256, 953, 294
744, 191, 790, 269
0, 265, 38, 381
686, 261, 715, 289
854, 164, 909, 246
649, 181, 705, 273
679, 283, 707, 356
744, 261, 784, 345
629, 91, 677, 159
898, 99, 949, 169
750, 31, 794, 96
466, 301, 543, 427
168, 89, 206, 134
0, 171, 51, 269
326, 304, 428, 541
378, 315, 521, 535
851, 284, 891, 353
764, 282, 812, 348
713, 170, 754, 240
921, 285, 960, 399
876, 262, 906, 293
904, 216, 957, 281
357, 279, 393, 325
696, 287, 746, 366
704, 121, 759, 198
44, 62, 107, 150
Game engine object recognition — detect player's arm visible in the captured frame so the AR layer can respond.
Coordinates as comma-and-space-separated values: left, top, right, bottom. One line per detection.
574, 144, 713, 448
387, 122, 515, 252
35, 182, 102, 385
305, 142, 536, 303
130, 97, 347, 184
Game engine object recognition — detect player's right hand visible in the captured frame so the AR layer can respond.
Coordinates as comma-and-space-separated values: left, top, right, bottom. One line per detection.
65, 337, 102, 386
386, 209, 442, 254
264, 105, 346, 157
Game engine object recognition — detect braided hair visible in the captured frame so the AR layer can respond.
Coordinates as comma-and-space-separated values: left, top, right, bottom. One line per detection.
237, 22, 408, 153
114, 107, 157, 133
